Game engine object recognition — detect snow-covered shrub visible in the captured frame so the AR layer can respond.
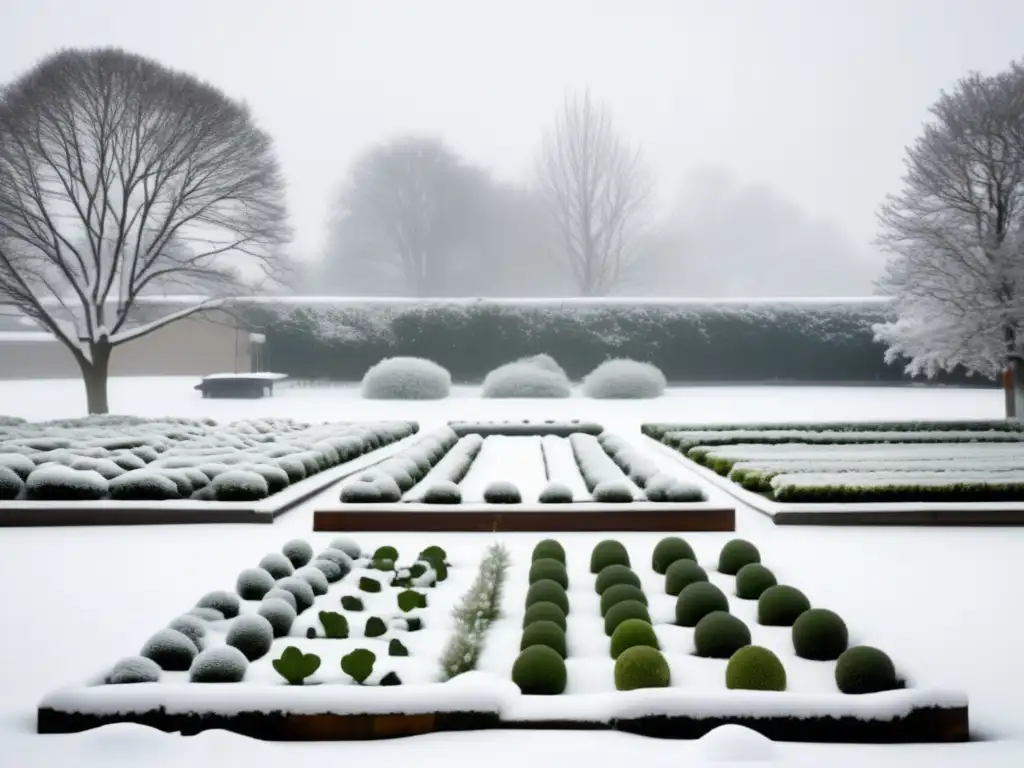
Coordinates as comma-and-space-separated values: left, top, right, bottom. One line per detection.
518, 353, 568, 379
187, 607, 225, 622
340, 481, 382, 503
481, 360, 571, 399
236, 567, 276, 600
263, 587, 298, 611
157, 469, 195, 497
725, 645, 786, 691
275, 576, 316, 613
0, 466, 24, 500
225, 614, 275, 661
359, 472, 402, 502
483, 480, 521, 503
316, 548, 354, 575
257, 596, 297, 637
274, 457, 307, 483
439, 543, 510, 679
243, 464, 291, 494
295, 565, 329, 596
211, 470, 269, 501
106, 656, 161, 684
593, 480, 635, 503
693, 611, 751, 659
25, 465, 107, 500
614, 646, 671, 690
582, 359, 666, 399
511, 644, 566, 695
258, 552, 294, 579
328, 537, 361, 559
643, 473, 705, 502
538, 482, 573, 504
129, 445, 160, 463
140, 628, 199, 671
195, 590, 241, 619
189, 645, 248, 683
197, 462, 231, 481
0, 453, 36, 480
168, 614, 207, 647
309, 558, 343, 583
361, 357, 452, 400
109, 452, 147, 472
108, 471, 181, 501
423, 482, 462, 504
282, 539, 313, 568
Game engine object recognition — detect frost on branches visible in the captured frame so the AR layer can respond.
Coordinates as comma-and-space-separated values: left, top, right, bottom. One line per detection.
873, 61, 1024, 380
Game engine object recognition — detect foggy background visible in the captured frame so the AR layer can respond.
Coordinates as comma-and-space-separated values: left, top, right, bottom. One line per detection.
4, 0, 1023, 298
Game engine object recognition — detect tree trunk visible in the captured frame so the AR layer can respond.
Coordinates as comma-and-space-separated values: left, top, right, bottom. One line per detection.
1004, 368, 1016, 419
78, 343, 112, 415
1013, 358, 1024, 421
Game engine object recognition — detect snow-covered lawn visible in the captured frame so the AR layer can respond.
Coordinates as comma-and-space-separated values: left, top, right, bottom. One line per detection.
0, 378, 1021, 767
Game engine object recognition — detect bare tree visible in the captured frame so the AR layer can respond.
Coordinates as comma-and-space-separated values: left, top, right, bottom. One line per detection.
872, 61, 1024, 415
325, 136, 489, 296
0, 48, 290, 413
537, 90, 653, 296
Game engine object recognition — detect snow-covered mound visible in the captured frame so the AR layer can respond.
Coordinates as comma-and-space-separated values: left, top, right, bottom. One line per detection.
582, 359, 667, 399
361, 357, 451, 400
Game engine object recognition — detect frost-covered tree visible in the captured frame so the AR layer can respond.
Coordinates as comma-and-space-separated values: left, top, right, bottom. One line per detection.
873, 61, 1024, 412
0, 48, 291, 414
537, 90, 653, 296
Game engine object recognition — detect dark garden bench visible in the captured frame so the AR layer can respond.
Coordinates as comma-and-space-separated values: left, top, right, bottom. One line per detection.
194, 373, 288, 399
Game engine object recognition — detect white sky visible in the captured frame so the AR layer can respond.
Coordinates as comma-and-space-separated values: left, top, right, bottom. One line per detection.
3, 0, 1024, 263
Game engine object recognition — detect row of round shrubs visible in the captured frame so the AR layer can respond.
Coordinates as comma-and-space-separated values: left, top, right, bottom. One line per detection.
360, 354, 667, 400
512, 539, 571, 694
339, 428, 459, 503
598, 434, 706, 502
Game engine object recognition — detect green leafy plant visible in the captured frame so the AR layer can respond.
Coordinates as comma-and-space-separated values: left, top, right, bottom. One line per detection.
341, 648, 376, 684
374, 545, 399, 562
418, 545, 447, 566
359, 576, 382, 593
374, 558, 396, 571
341, 595, 364, 611
388, 638, 409, 657
272, 646, 321, 685
398, 589, 428, 612
380, 671, 402, 686
318, 611, 349, 639
365, 616, 387, 637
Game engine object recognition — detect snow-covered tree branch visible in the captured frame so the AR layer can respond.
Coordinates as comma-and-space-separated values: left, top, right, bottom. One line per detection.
0, 47, 291, 413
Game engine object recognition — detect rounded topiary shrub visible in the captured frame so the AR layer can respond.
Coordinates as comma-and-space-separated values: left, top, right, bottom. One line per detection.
483, 480, 521, 503
361, 357, 452, 400
295, 566, 330, 596
258, 553, 294, 580
106, 655, 161, 684
735, 563, 777, 600
665, 559, 708, 597
522, 601, 567, 631
275, 576, 316, 614
694, 611, 751, 658
652, 536, 696, 574
340, 481, 382, 503
225, 614, 274, 661
529, 558, 569, 589
520, 619, 567, 658
26, 465, 107, 500
195, 590, 240, 619
718, 539, 761, 575
538, 481, 573, 503
107, 471, 180, 500
257, 596, 297, 637
675, 582, 729, 627
525, 579, 570, 614
644, 474, 706, 502
757, 585, 811, 627
167, 614, 206, 647
140, 628, 199, 671
511, 644, 567, 695
610, 618, 660, 659
0, 453, 36, 481
481, 361, 571, 399
590, 539, 630, 573
835, 646, 899, 694
187, 607, 225, 622
263, 587, 297, 611
792, 608, 849, 661
532, 539, 566, 564
725, 645, 787, 691
600, 583, 648, 616
582, 359, 667, 399
243, 464, 290, 494
236, 567, 276, 600
0, 466, 24, 500
603, 599, 651, 636
594, 564, 641, 595
592, 481, 634, 503
423, 482, 462, 504
366, 473, 402, 502
212, 470, 270, 501
328, 537, 361, 559
189, 645, 249, 683
614, 645, 671, 691
282, 539, 314, 568
309, 558, 344, 583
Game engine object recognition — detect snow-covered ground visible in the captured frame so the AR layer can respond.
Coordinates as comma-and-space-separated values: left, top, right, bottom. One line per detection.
0, 377, 1021, 767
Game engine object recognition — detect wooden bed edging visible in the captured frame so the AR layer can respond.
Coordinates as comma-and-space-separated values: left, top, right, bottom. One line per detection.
37, 705, 969, 743
313, 503, 736, 532
448, 421, 605, 437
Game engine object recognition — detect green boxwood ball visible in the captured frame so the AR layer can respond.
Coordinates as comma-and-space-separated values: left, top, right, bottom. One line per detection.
735, 563, 777, 600
599, 583, 648, 617
520, 619, 567, 658
834, 646, 899, 694
595, 564, 641, 595
693, 611, 751, 658
610, 618, 660, 659
511, 644, 567, 695
532, 539, 566, 564
792, 608, 849, 661
725, 645, 787, 691
603, 599, 651, 636
523, 601, 567, 631
718, 539, 761, 575
652, 536, 696, 574
614, 646, 671, 691
665, 559, 709, 596
529, 558, 569, 589
525, 579, 570, 614
675, 581, 729, 627
590, 539, 630, 574
757, 585, 811, 627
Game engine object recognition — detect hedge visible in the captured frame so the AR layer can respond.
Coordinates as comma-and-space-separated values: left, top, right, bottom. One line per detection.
218, 297, 990, 384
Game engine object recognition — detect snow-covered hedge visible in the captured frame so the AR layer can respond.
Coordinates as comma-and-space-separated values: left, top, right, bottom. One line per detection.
568, 434, 641, 499
770, 473, 1024, 503
481, 356, 571, 399
337, 427, 460, 503
582, 359, 666, 399
598, 433, 706, 501
449, 420, 603, 437
360, 357, 452, 400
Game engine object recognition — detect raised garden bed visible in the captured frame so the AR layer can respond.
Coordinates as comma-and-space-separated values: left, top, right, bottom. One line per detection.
642, 421, 1024, 525
0, 417, 418, 525
315, 424, 733, 531
39, 535, 967, 742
